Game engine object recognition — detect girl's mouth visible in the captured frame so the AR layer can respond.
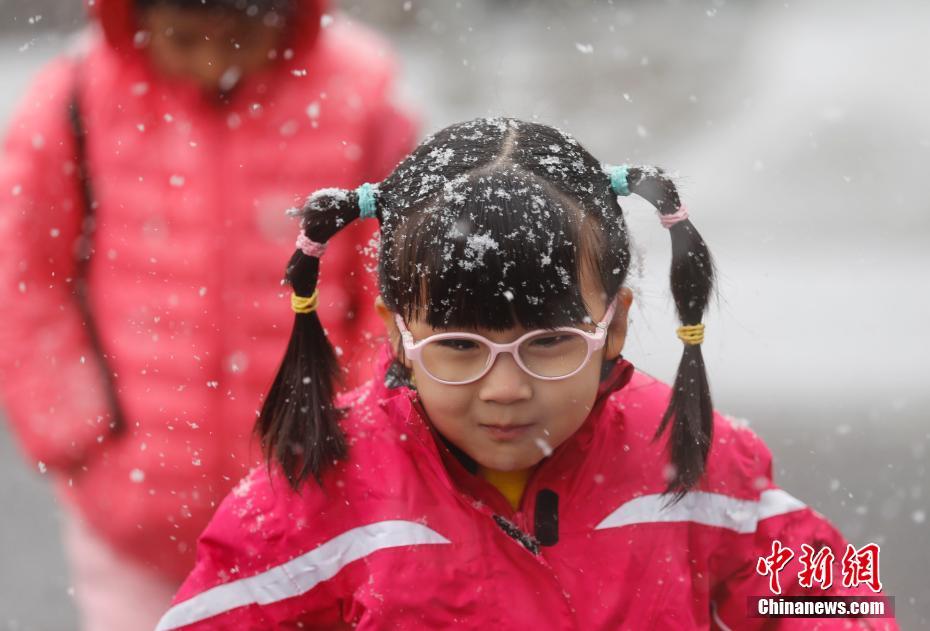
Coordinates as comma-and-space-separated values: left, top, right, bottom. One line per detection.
479, 423, 535, 441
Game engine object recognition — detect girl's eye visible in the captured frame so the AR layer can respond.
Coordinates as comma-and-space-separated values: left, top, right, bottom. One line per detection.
435, 338, 480, 352
529, 334, 572, 348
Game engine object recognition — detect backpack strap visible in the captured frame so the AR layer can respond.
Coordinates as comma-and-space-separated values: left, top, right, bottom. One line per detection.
68, 73, 126, 436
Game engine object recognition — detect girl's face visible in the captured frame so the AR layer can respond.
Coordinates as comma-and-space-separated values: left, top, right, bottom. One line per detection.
139, 6, 287, 94
378, 281, 633, 473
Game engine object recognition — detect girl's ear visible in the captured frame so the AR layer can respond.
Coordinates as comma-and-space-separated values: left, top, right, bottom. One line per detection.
374, 295, 398, 347
604, 287, 634, 360
374, 296, 410, 367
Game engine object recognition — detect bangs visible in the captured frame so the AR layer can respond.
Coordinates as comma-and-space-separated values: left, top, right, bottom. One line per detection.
384, 169, 597, 331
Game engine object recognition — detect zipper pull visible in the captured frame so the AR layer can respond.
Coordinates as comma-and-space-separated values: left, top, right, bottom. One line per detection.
493, 514, 540, 555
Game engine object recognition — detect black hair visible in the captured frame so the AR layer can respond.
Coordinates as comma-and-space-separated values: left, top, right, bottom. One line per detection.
259, 118, 716, 498
135, 0, 295, 17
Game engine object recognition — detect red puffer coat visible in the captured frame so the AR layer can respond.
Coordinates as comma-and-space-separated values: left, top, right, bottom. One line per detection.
157, 356, 897, 629
0, 0, 415, 580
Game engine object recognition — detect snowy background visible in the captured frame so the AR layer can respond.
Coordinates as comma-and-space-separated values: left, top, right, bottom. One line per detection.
1, 0, 927, 628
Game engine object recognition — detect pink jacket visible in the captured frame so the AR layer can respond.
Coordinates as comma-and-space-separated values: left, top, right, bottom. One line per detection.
158, 357, 897, 629
0, 0, 415, 580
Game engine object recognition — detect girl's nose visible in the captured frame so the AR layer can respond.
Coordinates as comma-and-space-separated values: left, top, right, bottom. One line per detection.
477, 352, 533, 404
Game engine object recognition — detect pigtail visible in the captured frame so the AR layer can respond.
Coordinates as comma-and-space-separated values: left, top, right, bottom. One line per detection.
624, 167, 716, 498
257, 186, 377, 490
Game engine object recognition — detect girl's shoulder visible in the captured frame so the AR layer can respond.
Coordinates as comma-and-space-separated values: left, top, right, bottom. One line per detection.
6, 50, 87, 139
605, 369, 774, 498
207, 377, 417, 530
191, 465, 311, 583
189, 379, 426, 589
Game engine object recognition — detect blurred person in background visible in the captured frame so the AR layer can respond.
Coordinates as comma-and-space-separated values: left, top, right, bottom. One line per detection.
0, 0, 415, 628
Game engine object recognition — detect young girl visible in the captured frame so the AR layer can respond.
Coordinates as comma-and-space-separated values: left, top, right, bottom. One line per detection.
157, 118, 896, 629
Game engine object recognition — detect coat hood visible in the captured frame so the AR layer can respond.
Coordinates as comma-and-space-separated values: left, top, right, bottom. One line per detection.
87, 0, 327, 56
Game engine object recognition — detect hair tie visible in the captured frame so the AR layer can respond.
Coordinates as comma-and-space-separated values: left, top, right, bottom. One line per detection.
676, 323, 704, 345
296, 232, 327, 258
608, 165, 632, 197
356, 182, 378, 220
291, 290, 320, 315
659, 205, 689, 229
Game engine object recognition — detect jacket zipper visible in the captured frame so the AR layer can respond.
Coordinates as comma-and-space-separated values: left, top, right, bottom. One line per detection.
404, 395, 578, 627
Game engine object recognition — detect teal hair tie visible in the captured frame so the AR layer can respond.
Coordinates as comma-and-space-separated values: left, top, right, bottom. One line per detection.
356, 182, 378, 219
609, 165, 632, 197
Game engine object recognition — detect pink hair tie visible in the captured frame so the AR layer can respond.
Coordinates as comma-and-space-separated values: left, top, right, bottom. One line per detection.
296, 233, 327, 258
659, 205, 689, 229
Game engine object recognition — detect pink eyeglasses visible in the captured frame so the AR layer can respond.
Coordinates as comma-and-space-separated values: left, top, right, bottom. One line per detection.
395, 301, 617, 385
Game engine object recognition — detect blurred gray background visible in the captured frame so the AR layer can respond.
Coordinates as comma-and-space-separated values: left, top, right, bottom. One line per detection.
1, 0, 927, 628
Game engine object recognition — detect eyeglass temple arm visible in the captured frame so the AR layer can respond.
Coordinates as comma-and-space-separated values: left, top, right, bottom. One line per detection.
394, 314, 415, 346
594, 301, 618, 336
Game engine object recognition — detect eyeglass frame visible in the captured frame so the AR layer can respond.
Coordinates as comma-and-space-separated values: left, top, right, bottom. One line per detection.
394, 301, 618, 385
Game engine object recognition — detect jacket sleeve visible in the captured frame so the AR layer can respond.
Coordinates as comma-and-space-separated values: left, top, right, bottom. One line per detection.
0, 57, 116, 472
710, 435, 898, 630
156, 470, 347, 630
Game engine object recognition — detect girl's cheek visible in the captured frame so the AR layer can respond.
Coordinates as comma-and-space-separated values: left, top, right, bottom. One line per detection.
418, 383, 473, 417
442, 388, 476, 414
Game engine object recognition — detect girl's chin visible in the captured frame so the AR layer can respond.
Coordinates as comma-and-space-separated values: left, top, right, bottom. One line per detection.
474, 451, 543, 473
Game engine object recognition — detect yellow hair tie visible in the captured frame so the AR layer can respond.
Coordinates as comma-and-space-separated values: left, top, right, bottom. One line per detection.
291, 290, 319, 315
676, 323, 705, 345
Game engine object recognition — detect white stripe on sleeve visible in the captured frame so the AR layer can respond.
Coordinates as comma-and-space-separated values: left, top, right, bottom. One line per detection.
595, 489, 806, 534
758, 488, 807, 521
155, 520, 451, 631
